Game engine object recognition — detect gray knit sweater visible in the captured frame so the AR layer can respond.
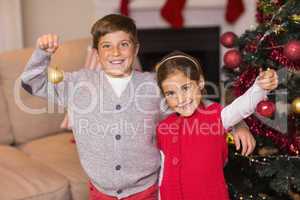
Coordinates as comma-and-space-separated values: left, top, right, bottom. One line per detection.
21, 49, 162, 198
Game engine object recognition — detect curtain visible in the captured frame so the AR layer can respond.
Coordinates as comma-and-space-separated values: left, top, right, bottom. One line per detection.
0, 0, 23, 52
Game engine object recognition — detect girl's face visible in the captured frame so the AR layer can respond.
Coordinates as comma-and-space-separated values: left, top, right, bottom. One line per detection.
161, 71, 204, 117
97, 31, 139, 78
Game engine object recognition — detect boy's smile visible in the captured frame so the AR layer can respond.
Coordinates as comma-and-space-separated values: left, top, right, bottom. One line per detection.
97, 31, 139, 78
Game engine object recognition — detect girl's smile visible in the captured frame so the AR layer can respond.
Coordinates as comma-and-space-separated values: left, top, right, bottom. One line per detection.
162, 71, 204, 117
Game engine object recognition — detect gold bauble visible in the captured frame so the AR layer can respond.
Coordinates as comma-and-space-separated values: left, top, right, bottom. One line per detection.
273, 24, 287, 35
291, 97, 300, 114
226, 132, 235, 144
290, 14, 300, 24
48, 67, 64, 84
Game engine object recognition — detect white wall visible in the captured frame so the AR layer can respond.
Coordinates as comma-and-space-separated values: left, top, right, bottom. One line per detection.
3, 0, 256, 50
21, 0, 96, 47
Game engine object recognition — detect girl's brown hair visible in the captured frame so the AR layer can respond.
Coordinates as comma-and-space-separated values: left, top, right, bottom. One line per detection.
91, 14, 138, 49
156, 51, 206, 95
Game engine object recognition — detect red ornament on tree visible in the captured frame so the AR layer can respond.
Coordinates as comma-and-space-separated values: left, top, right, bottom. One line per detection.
220, 32, 237, 48
223, 49, 242, 69
256, 100, 276, 117
283, 40, 300, 61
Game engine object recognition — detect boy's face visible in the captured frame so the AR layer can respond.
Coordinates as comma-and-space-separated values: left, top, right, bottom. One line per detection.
97, 31, 139, 78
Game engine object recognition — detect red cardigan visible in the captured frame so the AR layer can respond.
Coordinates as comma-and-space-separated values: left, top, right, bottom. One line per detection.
157, 103, 229, 200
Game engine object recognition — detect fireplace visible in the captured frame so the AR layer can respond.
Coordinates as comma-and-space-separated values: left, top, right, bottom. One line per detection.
137, 27, 220, 101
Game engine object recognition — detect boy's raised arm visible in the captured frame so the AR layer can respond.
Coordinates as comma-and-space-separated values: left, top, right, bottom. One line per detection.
20, 34, 71, 107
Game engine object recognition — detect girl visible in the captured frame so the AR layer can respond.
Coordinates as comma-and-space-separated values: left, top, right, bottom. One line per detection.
155, 51, 278, 200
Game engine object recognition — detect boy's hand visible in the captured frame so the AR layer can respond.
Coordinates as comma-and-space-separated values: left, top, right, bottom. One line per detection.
60, 113, 71, 129
257, 69, 278, 91
233, 127, 256, 156
36, 34, 59, 54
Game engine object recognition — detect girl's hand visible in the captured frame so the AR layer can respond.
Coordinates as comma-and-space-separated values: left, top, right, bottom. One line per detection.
233, 127, 256, 156
257, 69, 279, 91
36, 34, 59, 54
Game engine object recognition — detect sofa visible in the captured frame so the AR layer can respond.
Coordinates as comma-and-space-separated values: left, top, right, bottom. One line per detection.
0, 38, 92, 200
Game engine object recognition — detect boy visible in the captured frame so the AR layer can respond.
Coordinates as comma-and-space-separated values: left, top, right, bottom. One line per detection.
21, 14, 256, 199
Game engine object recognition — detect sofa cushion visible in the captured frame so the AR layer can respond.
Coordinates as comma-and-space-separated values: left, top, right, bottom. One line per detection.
19, 132, 89, 200
0, 86, 13, 145
0, 38, 90, 144
0, 145, 70, 200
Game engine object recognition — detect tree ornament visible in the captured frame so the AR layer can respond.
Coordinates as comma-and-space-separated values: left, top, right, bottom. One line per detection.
290, 14, 300, 24
261, 2, 274, 14
256, 100, 276, 117
291, 97, 300, 114
226, 132, 235, 145
283, 40, 300, 61
220, 32, 237, 48
223, 49, 242, 69
48, 67, 64, 84
272, 24, 287, 35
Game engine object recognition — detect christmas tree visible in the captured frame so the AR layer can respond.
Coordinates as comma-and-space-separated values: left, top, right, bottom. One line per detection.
221, 0, 300, 199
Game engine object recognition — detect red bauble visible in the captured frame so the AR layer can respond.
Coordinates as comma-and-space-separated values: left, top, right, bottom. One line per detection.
223, 49, 242, 69
256, 100, 276, 117
283, 40, 300, 61
220, 32, 237, 48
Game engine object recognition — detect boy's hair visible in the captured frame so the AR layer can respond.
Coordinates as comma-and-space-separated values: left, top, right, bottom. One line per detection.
156, 51, 206, 95
91, 14, 138, 49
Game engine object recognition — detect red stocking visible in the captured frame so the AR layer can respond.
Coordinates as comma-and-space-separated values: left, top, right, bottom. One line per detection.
120, 0, 130, 16
161, 0, 186, 29
225, 0, 245, 24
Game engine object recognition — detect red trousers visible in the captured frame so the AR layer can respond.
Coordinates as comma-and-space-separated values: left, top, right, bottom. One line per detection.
89, 182, 158, 200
